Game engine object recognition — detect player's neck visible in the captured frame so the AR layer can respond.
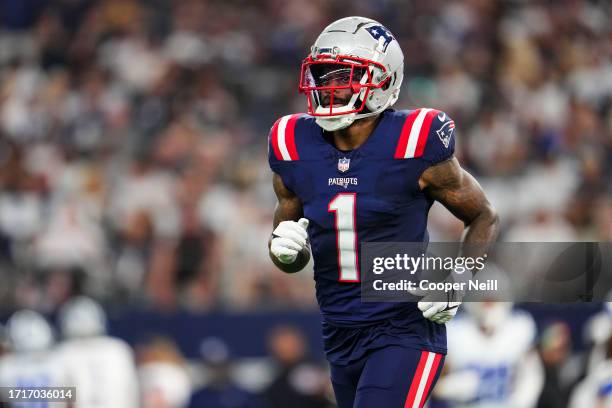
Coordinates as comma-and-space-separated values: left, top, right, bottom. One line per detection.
331, 115, 381, 151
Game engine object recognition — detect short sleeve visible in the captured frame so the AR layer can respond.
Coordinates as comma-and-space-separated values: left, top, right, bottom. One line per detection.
421, 110, 456, 165
267, 117, 283, 174
267, 114, 302, 193
393, 108, 455, 164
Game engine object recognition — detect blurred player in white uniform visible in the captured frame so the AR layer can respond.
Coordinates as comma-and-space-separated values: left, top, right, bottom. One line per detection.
570, 318, 612, 408
584, 301, 612, 373
434, 302, 544, 408
57, 296, 139, 408
0, 310, 69, 408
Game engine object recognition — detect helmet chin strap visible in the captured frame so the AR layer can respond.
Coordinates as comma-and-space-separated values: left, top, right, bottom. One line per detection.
313, 102, 358, 131
315, 95, 395, 132
315, 113, 356, 132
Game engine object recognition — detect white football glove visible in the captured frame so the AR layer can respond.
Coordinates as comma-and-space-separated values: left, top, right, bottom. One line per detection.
270, 218, 310, 264
418, 297, 462, 324
418, 269, 470, 324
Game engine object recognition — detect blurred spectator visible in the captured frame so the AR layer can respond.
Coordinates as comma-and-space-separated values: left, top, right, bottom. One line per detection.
537, 322, 585, 408
0, 324, 6, 358
137, 336, 192, 408
593, 196, 612, 241
262, 325, 332, 408
57, 296, 139, 408
0, 143, 45, 257
505, 210, 578, 242
188, 337, 259, 408
108, 154, 180, 242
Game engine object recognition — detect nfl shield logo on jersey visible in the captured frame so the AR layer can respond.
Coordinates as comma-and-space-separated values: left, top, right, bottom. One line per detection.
338, 157, 350, 173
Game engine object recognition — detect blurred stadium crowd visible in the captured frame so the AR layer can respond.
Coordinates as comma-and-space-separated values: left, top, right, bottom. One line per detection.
0, 0, 611, 311
0, 0, 611, 407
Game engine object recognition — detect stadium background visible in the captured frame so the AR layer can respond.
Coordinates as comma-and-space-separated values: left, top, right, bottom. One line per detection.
0, 0, 610, 407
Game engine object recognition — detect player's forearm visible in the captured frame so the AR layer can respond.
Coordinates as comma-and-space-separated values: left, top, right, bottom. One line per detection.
268, 240, 311, 273
461, 203, 499, 260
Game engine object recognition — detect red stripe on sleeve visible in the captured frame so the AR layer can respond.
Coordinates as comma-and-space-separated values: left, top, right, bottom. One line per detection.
418, 353, 443, 408
394, 109, 421, 159
285, 114, 301, 160
270, 118, 282, 160
413, 109, 439, 158
404, 351, 428, 408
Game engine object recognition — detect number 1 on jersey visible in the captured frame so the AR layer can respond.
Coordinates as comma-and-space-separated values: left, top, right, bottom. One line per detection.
328, 193, 360, 282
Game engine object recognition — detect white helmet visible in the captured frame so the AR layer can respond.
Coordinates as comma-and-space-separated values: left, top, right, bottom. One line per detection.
299, 16, 404, 131
463, 302, 514, 333
7, 310, 54, 352
59, 296, 107, 338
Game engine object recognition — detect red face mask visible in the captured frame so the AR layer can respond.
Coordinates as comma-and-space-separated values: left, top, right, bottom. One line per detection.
299, 54, 390, 117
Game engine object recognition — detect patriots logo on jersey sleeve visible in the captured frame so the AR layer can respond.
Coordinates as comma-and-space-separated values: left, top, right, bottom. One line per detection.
436, 120, 455, 149
338, 157, 350, 172
365, 25, 394, 51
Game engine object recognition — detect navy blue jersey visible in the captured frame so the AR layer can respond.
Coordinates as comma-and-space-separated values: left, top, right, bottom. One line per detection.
268, 109, 456, 361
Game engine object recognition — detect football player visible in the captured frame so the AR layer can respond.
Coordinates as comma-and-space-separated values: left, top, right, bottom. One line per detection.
0, 310, 69, 408
434, 302, 544, 408
569, 334, 612, 408
584, 298, 612, 375
267, 16, 499, 408
56, 296, 139, 408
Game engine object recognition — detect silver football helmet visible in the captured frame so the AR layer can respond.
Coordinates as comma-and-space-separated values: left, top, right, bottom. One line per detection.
59, 296, 107, 338
299, 16, 404, 131
7, 310, 54, 352
463, 302, 514, 333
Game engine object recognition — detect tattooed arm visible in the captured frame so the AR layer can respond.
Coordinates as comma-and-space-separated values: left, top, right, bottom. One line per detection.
419, 157, 500, 252
268, 173, 311, 273
416, 157, 499, 323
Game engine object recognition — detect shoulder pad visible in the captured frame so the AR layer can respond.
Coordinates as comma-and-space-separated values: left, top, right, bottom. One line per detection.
393, 108, 455, 163
269, 113, 305, 162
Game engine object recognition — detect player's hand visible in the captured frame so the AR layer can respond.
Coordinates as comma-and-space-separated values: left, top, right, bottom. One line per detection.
418, 269, 469, 324
418, 298, 462, 324
270, 218, 310, 264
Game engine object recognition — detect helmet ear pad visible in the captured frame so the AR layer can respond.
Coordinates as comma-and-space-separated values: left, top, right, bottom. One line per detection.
364, 71, 402, 113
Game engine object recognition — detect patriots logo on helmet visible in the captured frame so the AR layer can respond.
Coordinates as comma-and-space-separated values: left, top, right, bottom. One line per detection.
365, 25, 394, 51
436, 120, 455, 149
